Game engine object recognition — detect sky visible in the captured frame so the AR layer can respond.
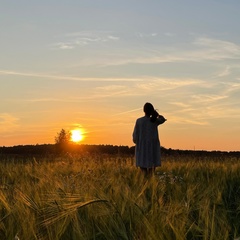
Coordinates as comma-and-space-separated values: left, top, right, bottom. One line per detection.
0, 0, 240, 151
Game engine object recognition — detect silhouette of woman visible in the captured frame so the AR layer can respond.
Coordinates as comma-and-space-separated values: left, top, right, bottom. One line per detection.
133, 102, 166, 176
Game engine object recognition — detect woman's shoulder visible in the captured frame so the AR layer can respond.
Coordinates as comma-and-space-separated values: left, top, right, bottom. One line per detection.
137, 116, 148, 121
136, 116, 151, 126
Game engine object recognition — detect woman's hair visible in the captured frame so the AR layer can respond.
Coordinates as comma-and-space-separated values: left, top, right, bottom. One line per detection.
143, 102, 159, 122
143, 102, 154, 116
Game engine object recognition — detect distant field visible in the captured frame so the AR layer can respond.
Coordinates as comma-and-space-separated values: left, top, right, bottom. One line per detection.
0, 153, 239, 240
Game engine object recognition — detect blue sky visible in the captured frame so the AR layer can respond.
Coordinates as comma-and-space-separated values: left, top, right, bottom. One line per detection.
1, 0, 240, 150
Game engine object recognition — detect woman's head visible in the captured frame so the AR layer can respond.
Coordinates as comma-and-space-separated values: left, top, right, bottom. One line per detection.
143, 102, 154, 116
143, 102, 159, 122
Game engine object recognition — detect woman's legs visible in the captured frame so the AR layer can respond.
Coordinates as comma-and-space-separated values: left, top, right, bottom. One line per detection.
147, 167, 155, 175
140, 167, 155, 176
140, 167, 148, 176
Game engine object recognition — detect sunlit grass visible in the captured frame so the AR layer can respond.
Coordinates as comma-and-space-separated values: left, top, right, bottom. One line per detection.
0, 153, 239, 239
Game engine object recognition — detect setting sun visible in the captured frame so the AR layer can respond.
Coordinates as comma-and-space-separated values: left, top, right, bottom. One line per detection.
71, 129, 84, 143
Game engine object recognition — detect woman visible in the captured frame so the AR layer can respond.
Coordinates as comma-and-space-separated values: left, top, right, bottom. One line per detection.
133, 102, 166, 175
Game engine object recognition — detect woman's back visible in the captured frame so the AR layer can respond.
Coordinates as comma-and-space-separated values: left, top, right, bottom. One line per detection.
132, 102, 166, 170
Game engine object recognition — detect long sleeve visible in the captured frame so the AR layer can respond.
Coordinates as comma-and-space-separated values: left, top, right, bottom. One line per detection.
156, 115, 166, 125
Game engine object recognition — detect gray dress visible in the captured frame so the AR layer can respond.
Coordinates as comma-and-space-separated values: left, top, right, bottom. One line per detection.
133, 116, 165, 168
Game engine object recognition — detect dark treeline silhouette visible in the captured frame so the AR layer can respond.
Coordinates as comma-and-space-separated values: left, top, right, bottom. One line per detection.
162, 148, 240, 160
0, 144, 240, 160
0, 144, 135, 156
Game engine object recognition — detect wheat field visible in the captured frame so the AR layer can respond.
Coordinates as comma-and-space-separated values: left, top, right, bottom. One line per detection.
0, 153, 239, 240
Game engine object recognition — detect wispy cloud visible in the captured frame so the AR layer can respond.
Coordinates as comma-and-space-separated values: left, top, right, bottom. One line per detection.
108, 35, 120, 41
51, 31, 119, 50
169, 102, 191, 108
82, 78, 206, 101
136, 78, 204, 92
136, 32, 158, 38
112, 108, 142, 116
53, 43, 75, 50
67, 78, 207, 103
14, 78, 206, 103
170, 116, 210, 126
191, 94, 228, 103
191, 37, 240, 62
164, 32, 176, 37
96, 85, 126, 91
0, 113, 19, 132
0, 70, 140, 82
97, 36, 240, 67
216, 66, 231, 77
20, 98, 71, 103
165, 78, 240, 126
221, 80, 240, 94
90, 78, 205, 100
194, 37, 240, 54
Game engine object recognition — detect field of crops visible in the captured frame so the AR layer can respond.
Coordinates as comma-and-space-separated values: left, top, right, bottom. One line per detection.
0, 153, 240, 240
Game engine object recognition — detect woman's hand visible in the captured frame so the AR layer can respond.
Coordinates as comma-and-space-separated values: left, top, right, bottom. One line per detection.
158, 115, 167, 123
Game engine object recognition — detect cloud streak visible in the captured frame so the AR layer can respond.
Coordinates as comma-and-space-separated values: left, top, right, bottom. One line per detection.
94, 36, 240, 67
0, 70, 141, 82
112, 108, 142, 116
0, 113, 19, 132
51, 31, 120, 50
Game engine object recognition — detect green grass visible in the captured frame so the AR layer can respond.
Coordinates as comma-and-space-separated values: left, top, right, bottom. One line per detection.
0, 153, 239, 239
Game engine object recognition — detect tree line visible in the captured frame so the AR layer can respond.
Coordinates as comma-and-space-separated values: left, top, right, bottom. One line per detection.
0, 143, 135, 155
0, 129, 239, 159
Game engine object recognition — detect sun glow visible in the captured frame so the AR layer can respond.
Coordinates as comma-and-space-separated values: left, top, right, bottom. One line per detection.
71, 129, 84, 143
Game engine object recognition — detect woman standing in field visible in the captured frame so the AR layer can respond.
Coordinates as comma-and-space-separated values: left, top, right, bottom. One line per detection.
133, 102, 166, 176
